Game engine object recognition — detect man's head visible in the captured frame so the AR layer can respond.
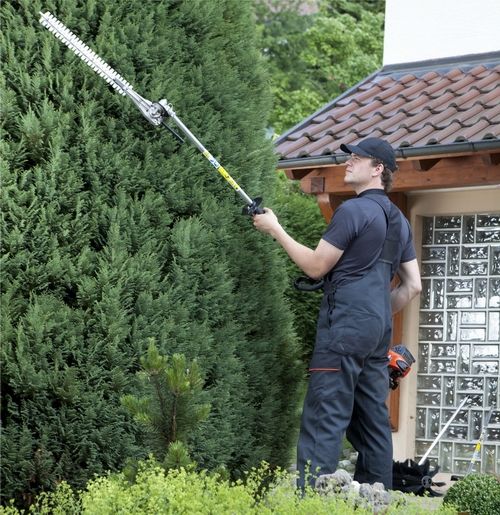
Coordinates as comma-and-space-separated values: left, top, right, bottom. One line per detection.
340, 138, 398, 193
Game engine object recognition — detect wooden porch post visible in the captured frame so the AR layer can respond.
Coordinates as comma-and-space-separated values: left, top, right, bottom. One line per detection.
387, 192, 409, 431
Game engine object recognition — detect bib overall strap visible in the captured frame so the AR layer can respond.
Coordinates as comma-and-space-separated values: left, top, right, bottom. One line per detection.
364, 195, 402, 278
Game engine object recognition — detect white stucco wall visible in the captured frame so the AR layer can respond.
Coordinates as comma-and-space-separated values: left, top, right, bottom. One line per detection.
384, 0, 500, 65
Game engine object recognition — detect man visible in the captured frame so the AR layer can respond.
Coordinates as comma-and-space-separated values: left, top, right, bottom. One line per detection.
253, 137, 421, 490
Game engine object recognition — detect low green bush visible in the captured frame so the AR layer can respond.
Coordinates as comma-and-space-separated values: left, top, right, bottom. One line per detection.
1, 459, 457, 514
443, 473, 500, 515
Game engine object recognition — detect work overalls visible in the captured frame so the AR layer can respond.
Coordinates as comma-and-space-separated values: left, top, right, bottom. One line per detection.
297, 194, 403, 490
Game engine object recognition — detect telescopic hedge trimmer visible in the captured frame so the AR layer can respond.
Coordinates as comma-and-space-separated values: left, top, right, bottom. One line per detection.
39, 11, 264, 216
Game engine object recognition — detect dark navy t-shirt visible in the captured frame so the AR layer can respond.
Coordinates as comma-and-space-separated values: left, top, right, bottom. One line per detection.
322, 189, 416, 286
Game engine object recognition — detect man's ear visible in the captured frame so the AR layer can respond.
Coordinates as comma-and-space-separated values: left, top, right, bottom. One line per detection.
372, 162, 383, 177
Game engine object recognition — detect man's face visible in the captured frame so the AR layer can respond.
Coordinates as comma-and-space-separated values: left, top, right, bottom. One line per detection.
344, 153, 380, 188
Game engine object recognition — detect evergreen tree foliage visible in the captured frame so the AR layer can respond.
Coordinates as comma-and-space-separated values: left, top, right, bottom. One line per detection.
272, 173, 326, 362
1, 0, 302, 507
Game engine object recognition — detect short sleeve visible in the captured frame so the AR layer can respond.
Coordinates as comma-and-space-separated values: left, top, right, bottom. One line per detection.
400, 221, 417, 263
321, 201, 362, 250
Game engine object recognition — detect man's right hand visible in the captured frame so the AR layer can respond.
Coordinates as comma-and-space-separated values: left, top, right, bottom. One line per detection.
253, 208, 281, 236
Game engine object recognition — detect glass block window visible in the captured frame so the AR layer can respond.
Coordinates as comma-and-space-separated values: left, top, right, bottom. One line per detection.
417, 214, 500, 475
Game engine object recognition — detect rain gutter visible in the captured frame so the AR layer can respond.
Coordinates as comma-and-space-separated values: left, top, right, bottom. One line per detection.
276, 140, 500, 169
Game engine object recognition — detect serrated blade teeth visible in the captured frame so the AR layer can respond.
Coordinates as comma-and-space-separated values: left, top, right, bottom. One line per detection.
39, 11, 133, 95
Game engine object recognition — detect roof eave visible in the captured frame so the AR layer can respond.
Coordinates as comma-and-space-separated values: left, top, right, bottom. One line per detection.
276, 140, 500, 169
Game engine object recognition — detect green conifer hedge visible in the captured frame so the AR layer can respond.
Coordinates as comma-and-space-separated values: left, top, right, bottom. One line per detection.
1, 0, 302, 507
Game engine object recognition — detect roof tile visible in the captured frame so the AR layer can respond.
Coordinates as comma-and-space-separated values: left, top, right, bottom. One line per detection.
461, 87, 498, 108
275, 53, 500, 161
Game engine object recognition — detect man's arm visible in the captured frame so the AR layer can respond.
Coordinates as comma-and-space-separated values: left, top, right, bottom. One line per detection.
253, 208, 344, 279
391, 259, 422, 314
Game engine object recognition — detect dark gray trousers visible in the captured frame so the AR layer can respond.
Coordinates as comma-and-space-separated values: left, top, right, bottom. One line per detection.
296, 345, 393, 489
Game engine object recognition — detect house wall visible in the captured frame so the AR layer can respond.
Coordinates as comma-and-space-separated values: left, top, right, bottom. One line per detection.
392, 186, 500, 461
384, 0, 500, 65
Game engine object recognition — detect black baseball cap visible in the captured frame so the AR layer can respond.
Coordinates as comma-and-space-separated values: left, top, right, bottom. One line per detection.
340, 137, 397, 172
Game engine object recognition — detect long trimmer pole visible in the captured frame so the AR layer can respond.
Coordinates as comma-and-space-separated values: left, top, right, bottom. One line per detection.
39, 11, 264, 216
157, 100, 260, 212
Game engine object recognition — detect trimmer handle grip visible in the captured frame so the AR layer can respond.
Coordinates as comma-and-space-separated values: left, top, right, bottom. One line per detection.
243, 197, 264, 216
294, 276, 325, 291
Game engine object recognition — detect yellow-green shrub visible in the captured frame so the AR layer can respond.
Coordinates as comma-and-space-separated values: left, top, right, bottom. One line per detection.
0, 460, 457, 515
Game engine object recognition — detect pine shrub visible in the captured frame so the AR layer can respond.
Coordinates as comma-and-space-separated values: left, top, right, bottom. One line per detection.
121, 340, 211, 461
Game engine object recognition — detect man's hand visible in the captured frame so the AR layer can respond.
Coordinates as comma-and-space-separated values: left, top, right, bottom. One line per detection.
253, 208, 281, 237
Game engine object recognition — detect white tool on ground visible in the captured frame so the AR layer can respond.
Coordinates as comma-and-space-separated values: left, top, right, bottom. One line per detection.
418, 396, 469, 466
